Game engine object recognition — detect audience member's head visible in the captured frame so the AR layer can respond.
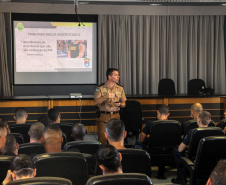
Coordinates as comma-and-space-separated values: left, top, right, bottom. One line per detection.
206, 160, 226, 185
0, 124, 7, 153
0, 117, 10, 134
14, 107, 28, 124
29, 122, 45, 143
191, 103, 203, 119
48, 108, 61, 124
197, 111, 211, 127
224, 109, 226, 119
71, 123, 87, 141
97, 144, 122, 175
105, 119, 126, 149
2, 134, 19, 156
157, 104, 170, 120
10, 154, 36, 180
42, 124, 62, 153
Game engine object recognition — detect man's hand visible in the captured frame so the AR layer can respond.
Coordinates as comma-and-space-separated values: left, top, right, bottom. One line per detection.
113, 102, 121, 107
108, 93, 115, 99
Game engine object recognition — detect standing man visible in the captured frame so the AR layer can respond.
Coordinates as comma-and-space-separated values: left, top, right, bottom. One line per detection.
94, 68, 127, 144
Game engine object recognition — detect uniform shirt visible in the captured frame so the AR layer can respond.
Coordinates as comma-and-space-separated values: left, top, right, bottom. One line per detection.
142, 120, 154, 135
182, 129, 192, 146
94, 83, 127, 112
70, 42, 85, 58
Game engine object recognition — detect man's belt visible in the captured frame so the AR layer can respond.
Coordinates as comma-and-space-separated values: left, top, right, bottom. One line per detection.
100, 111, 119, 115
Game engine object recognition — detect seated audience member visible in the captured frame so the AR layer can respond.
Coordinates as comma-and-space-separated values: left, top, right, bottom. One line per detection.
96, 144, 123, 175
42, 125, 63, 153
2, 154, 36, 185
181, 103, 203, 135
14, 107, 28, 124
0, 117, 10, 133
71, 123, 87, 141
0, 124, 7, 154
206, 160, 226, 185
2, 134, 19, 156
28, 122, 45, 143
48, 108, 61, 124
171, 111, 211, 184
105, 119, 127, 149
190, 103, 203, 119
138, 104, 170, 149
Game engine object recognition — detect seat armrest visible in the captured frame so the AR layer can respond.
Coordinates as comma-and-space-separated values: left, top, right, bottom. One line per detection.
179, 157, 195, 174
180, 157, 194, 166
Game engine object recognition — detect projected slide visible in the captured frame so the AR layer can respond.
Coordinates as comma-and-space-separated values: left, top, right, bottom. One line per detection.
14, 21, 93, 72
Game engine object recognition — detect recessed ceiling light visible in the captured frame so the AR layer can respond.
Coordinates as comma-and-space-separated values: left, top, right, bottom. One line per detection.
221, 3, 226, 6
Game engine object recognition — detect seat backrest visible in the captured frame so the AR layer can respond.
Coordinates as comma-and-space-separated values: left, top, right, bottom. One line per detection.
55, 123, 74, 142
188, 79, 205, 95
7, 177, 72, 185
148, 120, 181, 153
33, 152, 89, 185
62, 132, 67, 149
18, 143, 45, 157
118, 149, 151, 177
0, 155, 14, 184
216, 119, 226, 130
184, 119, 215, 136
64, 140, 101, 155
9, 124, 31, 143
194, 136, 226, 184
120, 100, 142, 136
8, 133, 24, 144
86, 173, 153, 185
187, 127, 224, 161
158, 78, 176, 95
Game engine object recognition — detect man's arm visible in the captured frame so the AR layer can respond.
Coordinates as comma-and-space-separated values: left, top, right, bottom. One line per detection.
139, 132, 147, 143
178, 142, 187, 152
94, 95, 107, 106
76, 43, 85, 58
94, 88, 115, 106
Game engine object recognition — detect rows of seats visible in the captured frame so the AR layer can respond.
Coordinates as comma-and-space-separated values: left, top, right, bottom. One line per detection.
1, 136, 226, 185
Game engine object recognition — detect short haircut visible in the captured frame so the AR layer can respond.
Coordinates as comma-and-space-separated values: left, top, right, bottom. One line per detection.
198, 111, 211, 125
191, 103, 203, 114
158, 104, 169, 115
15, 107, 27, 120
97, 144, 121, 173
29, 122, 45, 140
106, 68, 118, 80
209, 160, 226, 185
106, 119, 125, 142
48, 108, 59, 122
2, 134, 17, 154
43, 124, 62, 141
72, 123, 86, 141
9, 154, 35, 178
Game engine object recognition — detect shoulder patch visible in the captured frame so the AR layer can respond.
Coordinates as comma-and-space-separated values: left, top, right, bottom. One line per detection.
97, 83, 105, 87
95, 88, 99, 92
